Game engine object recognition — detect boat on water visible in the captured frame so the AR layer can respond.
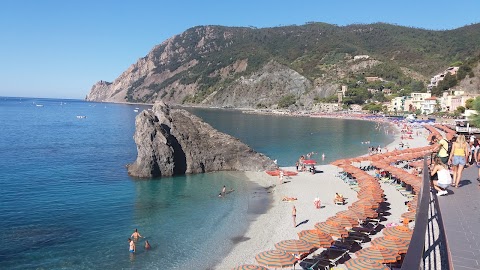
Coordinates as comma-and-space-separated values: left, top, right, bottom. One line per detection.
35, 104, 44, 107
76, 115, 87, 119
133, 109, 139, 112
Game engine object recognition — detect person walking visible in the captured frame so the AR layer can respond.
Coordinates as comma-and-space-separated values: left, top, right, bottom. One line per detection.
448, 134, 469, 188
292, 205, 297, 227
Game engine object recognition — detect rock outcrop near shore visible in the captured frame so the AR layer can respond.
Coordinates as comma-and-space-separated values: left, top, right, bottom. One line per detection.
127, 101, 277, 178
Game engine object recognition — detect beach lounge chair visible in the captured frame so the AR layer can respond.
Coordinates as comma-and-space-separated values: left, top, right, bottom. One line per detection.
349, 222, 379, 235
323, 247, 349, 265
299, 257, 332, 270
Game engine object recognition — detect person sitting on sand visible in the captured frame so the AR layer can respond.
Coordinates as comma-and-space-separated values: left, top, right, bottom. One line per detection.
333, 193, 345, 204
282, 196, 298, 201
131, 229, 142, 241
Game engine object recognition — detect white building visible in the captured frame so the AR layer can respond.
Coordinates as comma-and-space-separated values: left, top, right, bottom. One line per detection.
421, 97, 438, 115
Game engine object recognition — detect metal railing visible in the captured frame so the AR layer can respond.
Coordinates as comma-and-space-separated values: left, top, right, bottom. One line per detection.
401, 154, 450, 270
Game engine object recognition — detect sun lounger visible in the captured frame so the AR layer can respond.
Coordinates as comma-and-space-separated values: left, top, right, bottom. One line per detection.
323, 247, 349, 265
299, 257, 332, 270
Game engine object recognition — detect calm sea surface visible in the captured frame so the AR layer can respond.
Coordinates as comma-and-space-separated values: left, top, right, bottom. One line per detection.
0, 97, 393, 269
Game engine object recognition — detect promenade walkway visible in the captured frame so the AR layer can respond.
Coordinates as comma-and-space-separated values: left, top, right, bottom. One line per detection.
437, 165, 480, 270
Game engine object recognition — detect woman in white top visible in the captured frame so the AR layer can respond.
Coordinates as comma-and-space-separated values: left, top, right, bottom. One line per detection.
430, 156, 452, 196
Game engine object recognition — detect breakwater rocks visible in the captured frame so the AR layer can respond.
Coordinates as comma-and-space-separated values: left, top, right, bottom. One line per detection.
127, 101, 277, 178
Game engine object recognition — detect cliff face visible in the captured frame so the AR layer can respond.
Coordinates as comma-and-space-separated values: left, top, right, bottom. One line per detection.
87, 23, 480, 108
127, 101, 277, 178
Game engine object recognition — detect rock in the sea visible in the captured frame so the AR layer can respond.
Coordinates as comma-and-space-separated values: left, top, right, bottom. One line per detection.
127, 101, 277, 178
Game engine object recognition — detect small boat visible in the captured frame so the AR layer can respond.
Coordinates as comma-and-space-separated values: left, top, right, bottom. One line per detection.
76, 115, 87, 119
133, 109, 139, 112
36, 104, 44, 107
266, 170, 298, 176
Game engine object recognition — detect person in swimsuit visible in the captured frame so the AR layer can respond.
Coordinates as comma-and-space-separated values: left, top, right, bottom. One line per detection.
145, 240, 151, 250
221, 185, 226, 196
128, 238, 136, 253
292, 205, 297, 227
131, 229, 142, 241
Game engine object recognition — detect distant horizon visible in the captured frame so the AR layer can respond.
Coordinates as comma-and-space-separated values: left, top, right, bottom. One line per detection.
1, 0, 479, 99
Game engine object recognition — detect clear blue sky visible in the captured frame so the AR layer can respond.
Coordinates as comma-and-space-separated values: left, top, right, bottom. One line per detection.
1, 0, 479, 99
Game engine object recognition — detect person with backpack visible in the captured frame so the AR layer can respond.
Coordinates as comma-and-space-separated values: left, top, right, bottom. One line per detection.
437, 134, 452, 164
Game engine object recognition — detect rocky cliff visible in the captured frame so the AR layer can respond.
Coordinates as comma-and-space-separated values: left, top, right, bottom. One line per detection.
127, 101, 277, 178
87, 23, 480, 108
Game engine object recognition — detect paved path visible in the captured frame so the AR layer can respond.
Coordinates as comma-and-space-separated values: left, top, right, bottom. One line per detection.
437, 165, 480, 270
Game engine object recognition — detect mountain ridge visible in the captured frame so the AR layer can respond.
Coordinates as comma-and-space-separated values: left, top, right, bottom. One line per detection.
86, 22, 480, 109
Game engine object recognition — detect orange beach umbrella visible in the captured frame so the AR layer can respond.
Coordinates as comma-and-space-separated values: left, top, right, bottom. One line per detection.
232, 265, 269, 270
314, 221, 349, 238
297, 230, 334, 248
255, 250, 296, 268
371, 236, 410, 254
382, 226, 413, 241
354, 245, 401, 263
344, 258, 390, 270
274, 239, 314, 254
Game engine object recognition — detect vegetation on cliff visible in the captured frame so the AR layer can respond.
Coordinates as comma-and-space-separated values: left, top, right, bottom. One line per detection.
88, 22, 480, 108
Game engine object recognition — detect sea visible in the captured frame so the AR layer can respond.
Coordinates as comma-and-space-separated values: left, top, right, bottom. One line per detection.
0, 97, 394, 269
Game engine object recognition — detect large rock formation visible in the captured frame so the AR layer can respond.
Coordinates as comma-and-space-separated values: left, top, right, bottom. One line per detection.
127, 101, 277, 178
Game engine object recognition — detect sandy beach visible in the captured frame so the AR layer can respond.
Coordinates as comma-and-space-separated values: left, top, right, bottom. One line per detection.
215, 119, 430, 269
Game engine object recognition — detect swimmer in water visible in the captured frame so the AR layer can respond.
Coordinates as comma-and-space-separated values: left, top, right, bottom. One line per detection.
131, 229, 142, 241
128, 238, 136, 253
145, 240, 151, 250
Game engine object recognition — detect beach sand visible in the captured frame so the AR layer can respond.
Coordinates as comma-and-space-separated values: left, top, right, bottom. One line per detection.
215, 121, 430, 269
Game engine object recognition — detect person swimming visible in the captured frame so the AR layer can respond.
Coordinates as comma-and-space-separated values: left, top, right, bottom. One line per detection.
145, 240, 151, 250
131, 229, 142, 241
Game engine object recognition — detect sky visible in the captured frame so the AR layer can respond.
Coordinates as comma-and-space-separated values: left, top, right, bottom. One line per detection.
1, 0, 479, 99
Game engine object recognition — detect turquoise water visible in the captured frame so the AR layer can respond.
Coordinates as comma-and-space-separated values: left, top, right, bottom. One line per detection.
0, 98, 393, 269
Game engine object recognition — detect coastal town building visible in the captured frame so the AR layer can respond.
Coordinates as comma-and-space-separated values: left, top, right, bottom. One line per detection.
388, 89, 478, 114
427, 66, 460, 90
421, 97, 438, 115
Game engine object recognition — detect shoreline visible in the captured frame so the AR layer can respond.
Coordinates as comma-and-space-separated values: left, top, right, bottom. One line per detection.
214, 118, 429, 269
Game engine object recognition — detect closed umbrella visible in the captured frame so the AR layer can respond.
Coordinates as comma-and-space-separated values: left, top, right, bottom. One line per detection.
255, 250, 296, 269
355, 245, 401, 263
274, 239, 314, 254
371, 236, 410, 254
344, 258, 390, 270
297, 230, 334, 248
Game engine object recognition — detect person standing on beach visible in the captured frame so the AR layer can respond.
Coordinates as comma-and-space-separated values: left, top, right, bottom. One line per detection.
131, 229, 142, 241
292, 205, 297, 227
128, 238, 136, 253
448, 135, 469, 188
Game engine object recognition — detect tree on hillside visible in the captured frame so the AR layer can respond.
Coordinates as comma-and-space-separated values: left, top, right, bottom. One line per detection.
465, 98, 474, 109
456, 106, 465, 114
469, 97, 480, 127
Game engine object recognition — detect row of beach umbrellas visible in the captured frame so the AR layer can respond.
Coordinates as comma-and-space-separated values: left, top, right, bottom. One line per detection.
234, 128, 437, 269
